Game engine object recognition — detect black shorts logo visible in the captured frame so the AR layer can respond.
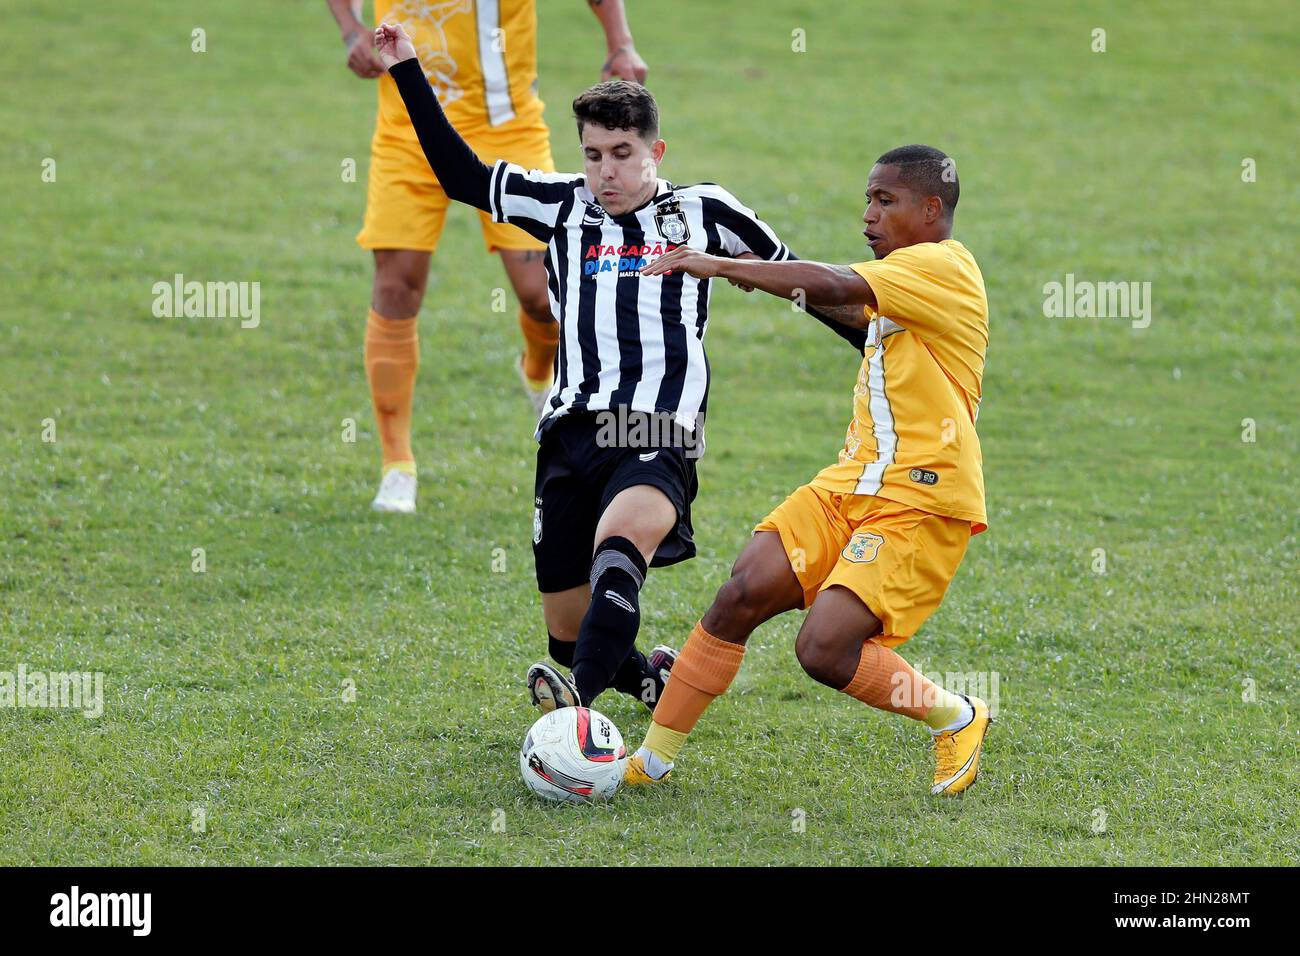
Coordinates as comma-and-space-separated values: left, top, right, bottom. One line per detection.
909, 468, 939, 486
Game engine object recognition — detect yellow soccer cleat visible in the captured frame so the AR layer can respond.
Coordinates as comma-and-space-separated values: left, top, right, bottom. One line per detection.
930, 695, 991, 796
622, 750, 672, 787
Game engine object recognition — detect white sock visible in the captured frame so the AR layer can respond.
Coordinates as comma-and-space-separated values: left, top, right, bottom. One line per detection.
635, 746, 673, 779
931, 697, 974, 736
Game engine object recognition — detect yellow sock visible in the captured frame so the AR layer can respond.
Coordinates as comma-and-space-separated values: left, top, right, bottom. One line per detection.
922, 693, 966, 731
519, 308, 558, 386
364, 308, 419, 473
840, 638, 966, 729
643, 722, 689, 764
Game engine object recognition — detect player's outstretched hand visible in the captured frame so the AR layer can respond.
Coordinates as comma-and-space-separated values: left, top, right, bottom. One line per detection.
344, 27, 385, 79
373, 23, 418, 71
642, 246, 721, 280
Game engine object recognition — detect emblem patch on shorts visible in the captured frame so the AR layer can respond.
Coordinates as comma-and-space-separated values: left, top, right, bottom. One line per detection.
533, 499, 543, 544
843, 531, 885, 564
909, 468, 939, 486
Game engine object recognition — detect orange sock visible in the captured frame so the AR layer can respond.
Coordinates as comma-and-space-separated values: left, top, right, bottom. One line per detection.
641, 622, 744, 763
364, 308, 419, 472
519, 308, 558, 385
840, 639, 963, 726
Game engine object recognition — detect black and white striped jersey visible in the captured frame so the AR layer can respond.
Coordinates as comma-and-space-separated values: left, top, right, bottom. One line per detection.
487, 160, 794, 442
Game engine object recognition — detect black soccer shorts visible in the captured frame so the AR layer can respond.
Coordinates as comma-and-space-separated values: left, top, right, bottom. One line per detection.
532, 411, 699, 593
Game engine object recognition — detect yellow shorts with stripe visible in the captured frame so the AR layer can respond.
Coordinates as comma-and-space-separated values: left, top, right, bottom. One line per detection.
753, 484, 971, 647
356, 108, 555, 254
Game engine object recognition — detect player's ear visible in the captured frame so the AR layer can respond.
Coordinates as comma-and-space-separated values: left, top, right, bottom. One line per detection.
651, 139, 666, 164
924, 194, 943, 224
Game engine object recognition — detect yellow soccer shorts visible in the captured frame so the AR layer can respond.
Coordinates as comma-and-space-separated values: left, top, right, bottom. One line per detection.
753, 484, 971, 647
357, 108, 555, 254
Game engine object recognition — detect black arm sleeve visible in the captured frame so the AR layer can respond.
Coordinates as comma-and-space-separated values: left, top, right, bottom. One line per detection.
804, 304, 869, 354
786, 253, 869, 353
388, 58, 491, 211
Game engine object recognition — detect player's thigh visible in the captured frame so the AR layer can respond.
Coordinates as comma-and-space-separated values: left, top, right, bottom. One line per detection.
371, 249, 432, 320
751, 484, 853, 610
795, 585, 884, 688
541, 585, 589, 643
592, 484, 677, 565
533, 434, 601, 593
700, 530, 805, 643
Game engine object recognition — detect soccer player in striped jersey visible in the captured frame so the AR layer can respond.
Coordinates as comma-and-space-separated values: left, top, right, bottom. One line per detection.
629, 146, 993, 795
372, 24, 862, 715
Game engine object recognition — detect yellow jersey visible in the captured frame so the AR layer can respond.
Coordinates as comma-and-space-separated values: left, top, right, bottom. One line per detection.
375, 0, 542, 134
811, 239, 990, 532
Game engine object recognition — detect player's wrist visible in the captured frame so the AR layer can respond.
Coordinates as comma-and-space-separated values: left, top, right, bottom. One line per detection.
604, 36, 636, 58
342, 21, 368, 48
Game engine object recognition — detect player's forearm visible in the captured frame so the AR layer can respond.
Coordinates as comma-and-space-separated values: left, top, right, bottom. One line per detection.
388, 59, 492, 212
805, 303, 873, 332
327, 0, 366, 39
715, 259, 875, 310
587, 0, 635, 51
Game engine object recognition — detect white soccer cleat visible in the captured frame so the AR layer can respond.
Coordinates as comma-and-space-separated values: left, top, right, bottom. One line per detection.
371, 468, 417, 514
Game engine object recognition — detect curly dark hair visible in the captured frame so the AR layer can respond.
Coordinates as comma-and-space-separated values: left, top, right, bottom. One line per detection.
572, 80, 660, 140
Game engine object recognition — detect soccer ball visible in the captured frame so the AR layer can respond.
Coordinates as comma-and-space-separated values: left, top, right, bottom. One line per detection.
519, 706, 628, 802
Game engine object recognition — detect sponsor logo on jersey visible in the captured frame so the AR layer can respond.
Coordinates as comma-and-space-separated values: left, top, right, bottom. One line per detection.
909, 468, 939, 486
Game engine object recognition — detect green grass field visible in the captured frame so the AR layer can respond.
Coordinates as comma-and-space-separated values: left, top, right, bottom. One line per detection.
1, 0, 1296, 865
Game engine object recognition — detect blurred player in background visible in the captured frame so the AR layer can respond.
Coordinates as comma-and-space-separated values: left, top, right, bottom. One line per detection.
325, 1, 649, 513
628, 146, 994, 795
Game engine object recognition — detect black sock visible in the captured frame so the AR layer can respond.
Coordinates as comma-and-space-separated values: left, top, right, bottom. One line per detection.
548, 634, 575, 668
609, 648, 662, 707
571, 536, 647, 705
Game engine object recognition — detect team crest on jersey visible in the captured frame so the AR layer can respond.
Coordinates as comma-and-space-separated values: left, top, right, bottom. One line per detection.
654, 197, 690, 244
842, 531, 885, 564
582, 201, 607, 225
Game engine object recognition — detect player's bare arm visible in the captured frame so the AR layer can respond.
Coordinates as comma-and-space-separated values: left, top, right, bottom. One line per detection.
327, 0, 384, 78
588, 0, 649, 82
643, 249, 878, 315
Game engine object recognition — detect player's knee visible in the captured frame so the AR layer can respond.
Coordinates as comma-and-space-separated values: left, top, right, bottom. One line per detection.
795, 629, 851, 689
373, 271, 426, 320
518, 291, 554, 325
708, 571, 766, 636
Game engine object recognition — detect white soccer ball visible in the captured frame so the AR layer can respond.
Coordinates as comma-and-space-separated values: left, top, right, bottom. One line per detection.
519, 706, 628, 803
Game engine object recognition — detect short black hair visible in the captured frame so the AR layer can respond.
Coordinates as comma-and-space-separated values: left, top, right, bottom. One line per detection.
572, 80, 660, 140
875, 144, 959, 219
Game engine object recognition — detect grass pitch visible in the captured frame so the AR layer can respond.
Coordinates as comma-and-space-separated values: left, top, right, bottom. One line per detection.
0, 0, 1296, 864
